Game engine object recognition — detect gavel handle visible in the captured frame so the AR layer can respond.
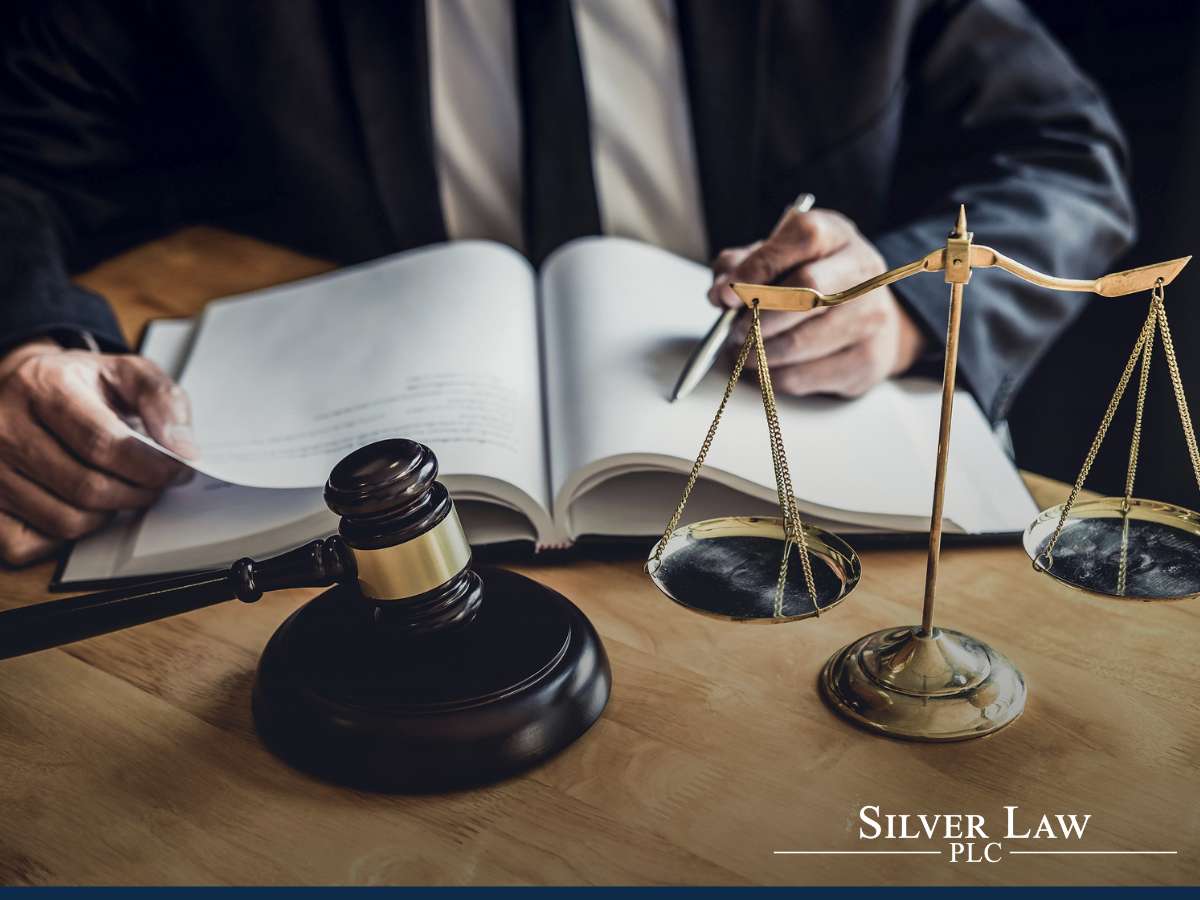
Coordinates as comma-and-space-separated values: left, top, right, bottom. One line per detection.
0, 537, 350, 660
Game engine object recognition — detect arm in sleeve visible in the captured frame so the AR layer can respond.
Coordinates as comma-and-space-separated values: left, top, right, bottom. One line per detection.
0, 2, 171, 354
874, 0, 1136, 422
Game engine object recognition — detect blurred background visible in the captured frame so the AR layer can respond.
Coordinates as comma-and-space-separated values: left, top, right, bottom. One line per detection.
1015, 0, 1200, 505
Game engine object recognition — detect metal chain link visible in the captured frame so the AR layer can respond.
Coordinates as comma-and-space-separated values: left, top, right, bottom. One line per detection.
749, 305, 819, 617
649, 313, 756, 568
649, 302, 819, 618
1037, 293, 1160, 570
1123, 303, 1156, 511
1038, 278, 1200, 570
1153, 287, 1200, 493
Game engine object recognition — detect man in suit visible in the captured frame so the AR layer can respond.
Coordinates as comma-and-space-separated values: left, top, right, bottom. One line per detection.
0, 0, 1133, 564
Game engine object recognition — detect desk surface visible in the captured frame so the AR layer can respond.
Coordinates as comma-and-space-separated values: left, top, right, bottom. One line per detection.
0, 229, 1196, 887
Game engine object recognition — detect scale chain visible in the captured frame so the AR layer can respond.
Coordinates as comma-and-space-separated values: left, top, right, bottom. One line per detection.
1039, 279, 1200, 570
1037, 290, 1160, 569
1154, 289, 1200, 492
749, 305, 819, 617
649, 318, 756, 567
1123, 300, 1156, 511
648, 303, 819, 618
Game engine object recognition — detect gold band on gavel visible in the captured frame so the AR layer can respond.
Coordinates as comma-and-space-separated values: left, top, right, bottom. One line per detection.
349, 505, 472, 600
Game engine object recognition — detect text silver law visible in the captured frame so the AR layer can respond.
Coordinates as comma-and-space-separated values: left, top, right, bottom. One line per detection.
858, 805, 1091, 863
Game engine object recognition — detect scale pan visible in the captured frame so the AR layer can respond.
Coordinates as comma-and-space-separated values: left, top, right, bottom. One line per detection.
646, 516, 860, 622
1024, 497, 1200, 601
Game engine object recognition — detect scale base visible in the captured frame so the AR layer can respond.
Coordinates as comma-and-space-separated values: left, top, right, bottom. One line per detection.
819, 625, 1026, 742
252, 567, 611, 792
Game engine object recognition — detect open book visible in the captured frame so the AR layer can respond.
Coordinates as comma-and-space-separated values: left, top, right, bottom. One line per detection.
61, 238, 1037, 585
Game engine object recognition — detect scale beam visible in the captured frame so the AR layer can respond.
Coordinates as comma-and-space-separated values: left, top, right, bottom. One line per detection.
730, 247, 1190, 311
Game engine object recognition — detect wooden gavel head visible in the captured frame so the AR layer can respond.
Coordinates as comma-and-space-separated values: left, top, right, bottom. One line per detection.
254, 439, 611, 792
323, 438, 482, 632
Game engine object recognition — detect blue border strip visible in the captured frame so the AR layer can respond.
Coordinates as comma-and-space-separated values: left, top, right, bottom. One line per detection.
0, 889, 1195, 896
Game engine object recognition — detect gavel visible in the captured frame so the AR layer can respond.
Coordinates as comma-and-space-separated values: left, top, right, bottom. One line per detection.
0, 439, 611, 792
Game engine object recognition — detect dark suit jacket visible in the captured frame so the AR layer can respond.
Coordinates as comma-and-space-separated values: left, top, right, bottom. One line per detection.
0, 0, 1134, 422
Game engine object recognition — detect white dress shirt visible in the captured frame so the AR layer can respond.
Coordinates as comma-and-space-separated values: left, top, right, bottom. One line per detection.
427, 0, 709, 262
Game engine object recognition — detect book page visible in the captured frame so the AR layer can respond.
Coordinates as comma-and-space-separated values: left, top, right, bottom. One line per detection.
168, 242, 549, 515
539, 237, 1037, 536
62, 247, 552, 585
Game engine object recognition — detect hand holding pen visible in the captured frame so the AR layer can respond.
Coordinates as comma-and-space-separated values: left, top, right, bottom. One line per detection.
674, 193, 927, 401
671, 193, 815, 401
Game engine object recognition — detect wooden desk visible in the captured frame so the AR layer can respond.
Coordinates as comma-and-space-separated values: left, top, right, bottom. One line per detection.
0, 229, 1196, 886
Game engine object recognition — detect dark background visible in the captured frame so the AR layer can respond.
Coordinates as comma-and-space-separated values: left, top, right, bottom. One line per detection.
1015, 0, 1200, 505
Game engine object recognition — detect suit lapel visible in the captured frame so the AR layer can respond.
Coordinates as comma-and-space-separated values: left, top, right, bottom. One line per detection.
675, 0, 768, 255
335, 0, 446, 250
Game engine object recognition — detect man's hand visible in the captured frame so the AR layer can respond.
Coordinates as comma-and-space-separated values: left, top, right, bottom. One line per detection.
0, 338, 194, 566
708, 208, 927, 397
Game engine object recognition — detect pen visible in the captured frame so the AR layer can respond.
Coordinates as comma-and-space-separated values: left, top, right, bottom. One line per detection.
670, 192, 816, 402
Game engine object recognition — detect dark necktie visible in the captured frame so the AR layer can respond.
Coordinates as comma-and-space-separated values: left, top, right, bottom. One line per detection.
514, 0, 602, 265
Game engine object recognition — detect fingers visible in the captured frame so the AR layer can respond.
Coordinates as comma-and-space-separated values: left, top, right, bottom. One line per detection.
728, 225, 891, 353
757, 299, 886, 369
30, 357, 186, 489
0, 510, 59, 568
733, 307, 831, 347
728, 249, 832, 345
729, 209, 855, 290
0, 465, 109, 540
0, 397, 156, 542
726, 240, 857, 347
0, 348, 189, 560
11, 423, 160, 512
708, 243, 760, 308
798, 237, 890, 306
102, 356, 196, 458
0, 365, 163, 512
772, 342, 885, 398
709, 208, 857, 309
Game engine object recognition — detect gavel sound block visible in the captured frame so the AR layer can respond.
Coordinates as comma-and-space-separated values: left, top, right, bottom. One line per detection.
0, 439, 612, 792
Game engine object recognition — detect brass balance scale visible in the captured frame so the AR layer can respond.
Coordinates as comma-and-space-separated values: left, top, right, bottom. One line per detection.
646, 205, 1195, 742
